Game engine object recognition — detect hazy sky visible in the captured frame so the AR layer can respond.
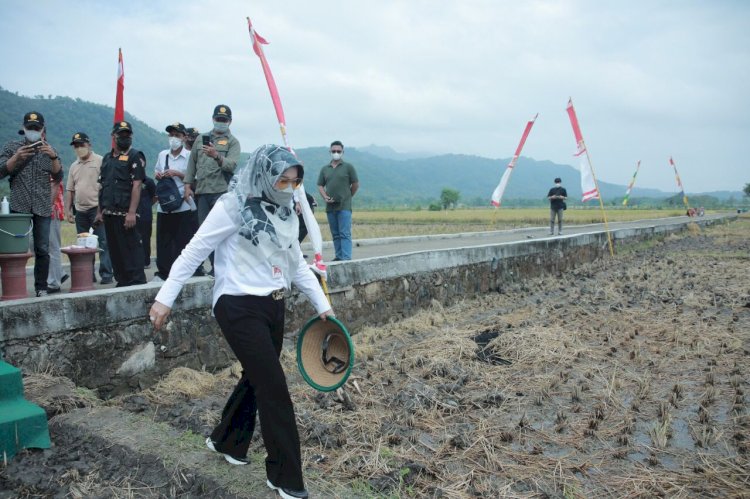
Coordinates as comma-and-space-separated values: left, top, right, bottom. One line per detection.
1, 1, 748, 192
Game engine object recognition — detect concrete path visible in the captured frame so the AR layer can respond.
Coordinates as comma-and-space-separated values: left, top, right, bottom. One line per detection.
23, 213, 727, 296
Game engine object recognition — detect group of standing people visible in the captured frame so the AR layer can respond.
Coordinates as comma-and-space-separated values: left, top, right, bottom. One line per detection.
0, 104, 243, 293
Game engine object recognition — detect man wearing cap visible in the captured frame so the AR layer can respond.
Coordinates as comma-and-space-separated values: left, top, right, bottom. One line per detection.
65, 132, 113, 284
184, 127, 200, 152
95, 121, 147, 287
0, 111, 63, 296
184, 105, 241, 274
153, 122, 193, 280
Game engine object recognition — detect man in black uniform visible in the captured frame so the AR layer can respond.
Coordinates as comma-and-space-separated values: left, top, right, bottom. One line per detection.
95, 121, 147, 286
547, 177, 568, 236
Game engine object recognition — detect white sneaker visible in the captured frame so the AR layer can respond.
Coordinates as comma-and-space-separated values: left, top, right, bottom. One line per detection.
266, 479, 309, 499
205, 437, 248, 465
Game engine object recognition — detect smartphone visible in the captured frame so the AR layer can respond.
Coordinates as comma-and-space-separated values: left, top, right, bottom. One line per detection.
202, 135, 210, 147
30, 141, 44, 149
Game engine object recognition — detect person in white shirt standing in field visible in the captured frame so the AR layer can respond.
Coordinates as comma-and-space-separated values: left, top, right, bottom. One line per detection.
149, 144, 332, 499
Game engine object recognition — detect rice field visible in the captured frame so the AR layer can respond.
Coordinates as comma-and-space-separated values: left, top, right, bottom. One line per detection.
10, 218, 748, 498
59, 207, 696, 249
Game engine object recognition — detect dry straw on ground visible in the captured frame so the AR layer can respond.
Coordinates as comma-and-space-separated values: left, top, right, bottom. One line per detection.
18, 217, 749, 498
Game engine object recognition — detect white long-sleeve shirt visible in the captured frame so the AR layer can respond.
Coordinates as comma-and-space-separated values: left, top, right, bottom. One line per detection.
155, 194, 331, 315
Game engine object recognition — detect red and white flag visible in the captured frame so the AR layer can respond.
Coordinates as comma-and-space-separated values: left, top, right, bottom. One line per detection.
246, 17, 325, 272
566, 98, 599, 202
491, 114, 538, 207
112, 48, 125, 148
114, 48, 124, 123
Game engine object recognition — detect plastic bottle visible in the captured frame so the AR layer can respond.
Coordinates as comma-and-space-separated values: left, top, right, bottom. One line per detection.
1, 196, 9, 215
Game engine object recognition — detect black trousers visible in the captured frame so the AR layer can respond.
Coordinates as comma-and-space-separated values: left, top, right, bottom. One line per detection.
103, 214, 146, 287
155, 211, 193, 279
212, 294, 304, 490
136, 215, 153, 266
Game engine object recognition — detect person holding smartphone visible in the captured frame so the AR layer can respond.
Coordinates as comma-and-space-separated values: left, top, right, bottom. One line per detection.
183, 105, 241, 275
0, 111, 63, 296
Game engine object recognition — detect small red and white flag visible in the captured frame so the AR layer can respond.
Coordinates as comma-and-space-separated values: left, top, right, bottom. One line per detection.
114, 48, 124, 123
491, 114, 538, 207
566, 98, 599, 202
112, 48, 125, 149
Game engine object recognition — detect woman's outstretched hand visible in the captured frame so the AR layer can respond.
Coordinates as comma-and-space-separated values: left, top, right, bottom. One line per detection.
149, 301, 172, 330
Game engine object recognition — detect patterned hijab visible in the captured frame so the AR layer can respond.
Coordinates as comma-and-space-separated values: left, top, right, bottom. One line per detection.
224, 145, 303, 285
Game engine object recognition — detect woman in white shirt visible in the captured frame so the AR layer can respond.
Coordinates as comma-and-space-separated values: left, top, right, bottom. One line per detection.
149, 145, 332, 499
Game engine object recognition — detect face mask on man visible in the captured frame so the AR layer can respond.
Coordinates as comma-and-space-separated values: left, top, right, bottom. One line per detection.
169, 137, 183, 151
213, 121, 229, 133
24, 129, 42, 143
115, 135, 132, 151
74, 146, 90, 159
331, 152, 342, 161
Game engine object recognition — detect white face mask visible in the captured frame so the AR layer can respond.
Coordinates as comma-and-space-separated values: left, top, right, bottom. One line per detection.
555, 183, 561, 187
24, 129, 42, 142
169, 137, 183, 151
74, 146, 90, 159
331, 152, 342, 161
213, 121, 230, 133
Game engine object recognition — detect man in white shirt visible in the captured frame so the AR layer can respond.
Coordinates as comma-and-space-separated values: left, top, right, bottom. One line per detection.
153, 122, 193, 280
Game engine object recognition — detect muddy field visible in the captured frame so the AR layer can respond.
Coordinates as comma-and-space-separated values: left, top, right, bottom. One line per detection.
2, 219, 749, 498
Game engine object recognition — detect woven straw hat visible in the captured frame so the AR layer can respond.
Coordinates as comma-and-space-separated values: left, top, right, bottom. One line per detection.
296, 316, 354, 392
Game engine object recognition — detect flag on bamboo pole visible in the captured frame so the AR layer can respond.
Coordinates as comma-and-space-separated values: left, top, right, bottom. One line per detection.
566, 99, 599, 202
622, 160, 641, 206
669, 156, 690, 209
112, 48, 125, 148
491, 114, 538, 207
246, 17, 326, 274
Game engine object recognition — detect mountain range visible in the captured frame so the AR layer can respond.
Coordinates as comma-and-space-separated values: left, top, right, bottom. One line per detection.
1, 87, 742, 207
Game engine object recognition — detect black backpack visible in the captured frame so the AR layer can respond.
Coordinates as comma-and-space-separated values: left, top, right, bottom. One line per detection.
156, 154, 183, 213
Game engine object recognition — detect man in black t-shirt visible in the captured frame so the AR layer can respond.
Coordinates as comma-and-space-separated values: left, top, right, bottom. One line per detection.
547, 177, 567, 236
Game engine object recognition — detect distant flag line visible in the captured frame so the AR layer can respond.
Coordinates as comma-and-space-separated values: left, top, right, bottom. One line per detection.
622, 160, 641, 206
490, 114, 538, 208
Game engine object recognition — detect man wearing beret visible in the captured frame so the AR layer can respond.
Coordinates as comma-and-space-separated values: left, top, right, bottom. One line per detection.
0, 111, 63, 296
153, 122, 193, 280
95, 121, 147, 287
183, 105, 241, 274
65, 132, 113, 284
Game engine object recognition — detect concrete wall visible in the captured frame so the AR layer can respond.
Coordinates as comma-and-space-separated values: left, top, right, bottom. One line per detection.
0, 216, 731, 397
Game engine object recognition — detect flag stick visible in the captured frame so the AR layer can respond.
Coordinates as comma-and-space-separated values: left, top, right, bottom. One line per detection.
622, 160, 641, 207
581, 140, 614, 256
669, 157, 690, 213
